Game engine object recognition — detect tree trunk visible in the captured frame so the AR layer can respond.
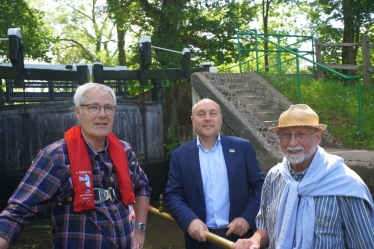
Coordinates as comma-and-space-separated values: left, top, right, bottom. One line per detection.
342, 0, 357, 80
263, 0, 271, 72
264, 16, 269, 72
117, 25, 127, 66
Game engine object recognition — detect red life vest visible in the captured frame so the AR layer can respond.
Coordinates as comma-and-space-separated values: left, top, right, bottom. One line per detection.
65, 126, 135, 212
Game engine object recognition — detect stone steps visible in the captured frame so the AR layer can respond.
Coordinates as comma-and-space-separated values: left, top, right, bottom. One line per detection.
264, 120, 279, 128
219, 75, 284, 127
215, 73, 247, 79
244, 103, 278, 112
233, 88, 267, 96
239, 96, 270, 105
224, 82, 255, 89
253, 111, 283, 121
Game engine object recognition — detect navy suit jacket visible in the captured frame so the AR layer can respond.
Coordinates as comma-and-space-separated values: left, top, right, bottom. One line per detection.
164, 135, 265, 248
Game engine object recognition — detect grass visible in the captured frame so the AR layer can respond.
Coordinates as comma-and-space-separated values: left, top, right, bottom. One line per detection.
258, 72, 374, 150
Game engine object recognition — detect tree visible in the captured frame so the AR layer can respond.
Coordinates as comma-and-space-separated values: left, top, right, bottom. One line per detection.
106, 0, 130, 66
304, 0, 374, 77
106, 0, 149, 67
52, 0, 118, 65
242, 0, 310, 73
135, 0, 257, 69
262, 0, 272, 71
259, 0, 298, 71
0, 0, 53, 63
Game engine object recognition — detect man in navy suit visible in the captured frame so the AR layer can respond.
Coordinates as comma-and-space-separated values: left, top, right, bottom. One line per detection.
165, 98, 265, 249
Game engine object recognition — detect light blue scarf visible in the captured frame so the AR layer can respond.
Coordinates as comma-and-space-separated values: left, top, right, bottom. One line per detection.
275, 146, 374, 249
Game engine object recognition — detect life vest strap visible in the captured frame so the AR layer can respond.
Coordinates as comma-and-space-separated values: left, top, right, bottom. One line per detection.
57, 187, 122, 206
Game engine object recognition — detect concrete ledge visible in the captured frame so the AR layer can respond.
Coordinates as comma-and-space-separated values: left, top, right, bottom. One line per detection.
326, 148, 374, 196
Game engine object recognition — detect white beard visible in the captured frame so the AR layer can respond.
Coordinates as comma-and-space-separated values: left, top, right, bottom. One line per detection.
282, 144, 317, 164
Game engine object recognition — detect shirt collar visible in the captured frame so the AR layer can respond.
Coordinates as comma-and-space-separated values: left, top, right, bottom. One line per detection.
288, 162, 309, 182
82, 136, 108, 158
197, 133, 221, 152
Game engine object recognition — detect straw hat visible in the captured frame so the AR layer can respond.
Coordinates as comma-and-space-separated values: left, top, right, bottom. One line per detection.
268, 104, 327, 131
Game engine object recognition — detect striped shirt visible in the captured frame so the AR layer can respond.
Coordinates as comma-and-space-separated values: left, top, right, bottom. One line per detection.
0, 138, 151, 249
257, 165, 374, 249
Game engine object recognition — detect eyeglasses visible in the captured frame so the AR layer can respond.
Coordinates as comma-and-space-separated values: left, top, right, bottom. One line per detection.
279, 131, 317, 141
81, 104, 117, 114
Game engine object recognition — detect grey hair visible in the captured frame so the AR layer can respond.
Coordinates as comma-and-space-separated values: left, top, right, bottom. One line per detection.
74, 83, 116, 112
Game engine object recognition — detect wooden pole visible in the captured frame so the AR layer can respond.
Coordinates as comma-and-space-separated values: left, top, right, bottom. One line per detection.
92, 62, 104, 84
148, 206, 235, 249
361, 35, 371, 87
77, 64, 90, 85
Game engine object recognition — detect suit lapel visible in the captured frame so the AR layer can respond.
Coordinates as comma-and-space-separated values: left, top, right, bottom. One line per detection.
221, 135, 235, 204
186, 141, 206, 207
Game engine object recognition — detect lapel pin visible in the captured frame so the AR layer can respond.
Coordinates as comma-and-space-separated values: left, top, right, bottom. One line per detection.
229, 149, 235, 153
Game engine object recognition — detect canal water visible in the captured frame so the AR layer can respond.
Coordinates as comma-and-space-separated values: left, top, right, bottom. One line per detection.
9, 200, 185, 249
144, 202, 184, 248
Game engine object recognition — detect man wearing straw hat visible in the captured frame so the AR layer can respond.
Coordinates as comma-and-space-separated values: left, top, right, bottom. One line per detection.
235, 104, 374, 249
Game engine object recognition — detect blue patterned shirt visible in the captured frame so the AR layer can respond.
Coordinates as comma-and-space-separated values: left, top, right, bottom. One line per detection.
257, 164, 374, 249
0, 138, 151, 249
288, 163, 308, 182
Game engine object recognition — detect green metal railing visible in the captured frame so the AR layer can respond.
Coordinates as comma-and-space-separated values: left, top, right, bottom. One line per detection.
220, 50, 311, 73
219, 31, 315, 74
237, 30, 315, 74
221, 30, 364, 137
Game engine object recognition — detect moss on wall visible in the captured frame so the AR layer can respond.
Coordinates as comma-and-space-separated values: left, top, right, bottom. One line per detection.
163, 78, 194, 145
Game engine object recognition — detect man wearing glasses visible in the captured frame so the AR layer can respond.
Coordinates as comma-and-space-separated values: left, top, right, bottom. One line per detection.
0, 83, 151, 249
234, 104, 374, 249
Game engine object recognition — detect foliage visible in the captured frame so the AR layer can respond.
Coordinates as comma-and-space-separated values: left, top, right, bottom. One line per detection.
0, 0, 53, 63
300, 0, 374, 76
106, 0, 145, 66
124, 80, 153, 96
0, 80, 4, 92
259, 72, 374, 149
134, 0, 257, 69
164, 124, 183, 160
51, 0, 118, 65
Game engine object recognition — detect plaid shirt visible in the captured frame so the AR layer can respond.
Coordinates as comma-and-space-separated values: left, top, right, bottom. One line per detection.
0, 138, 151, 249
